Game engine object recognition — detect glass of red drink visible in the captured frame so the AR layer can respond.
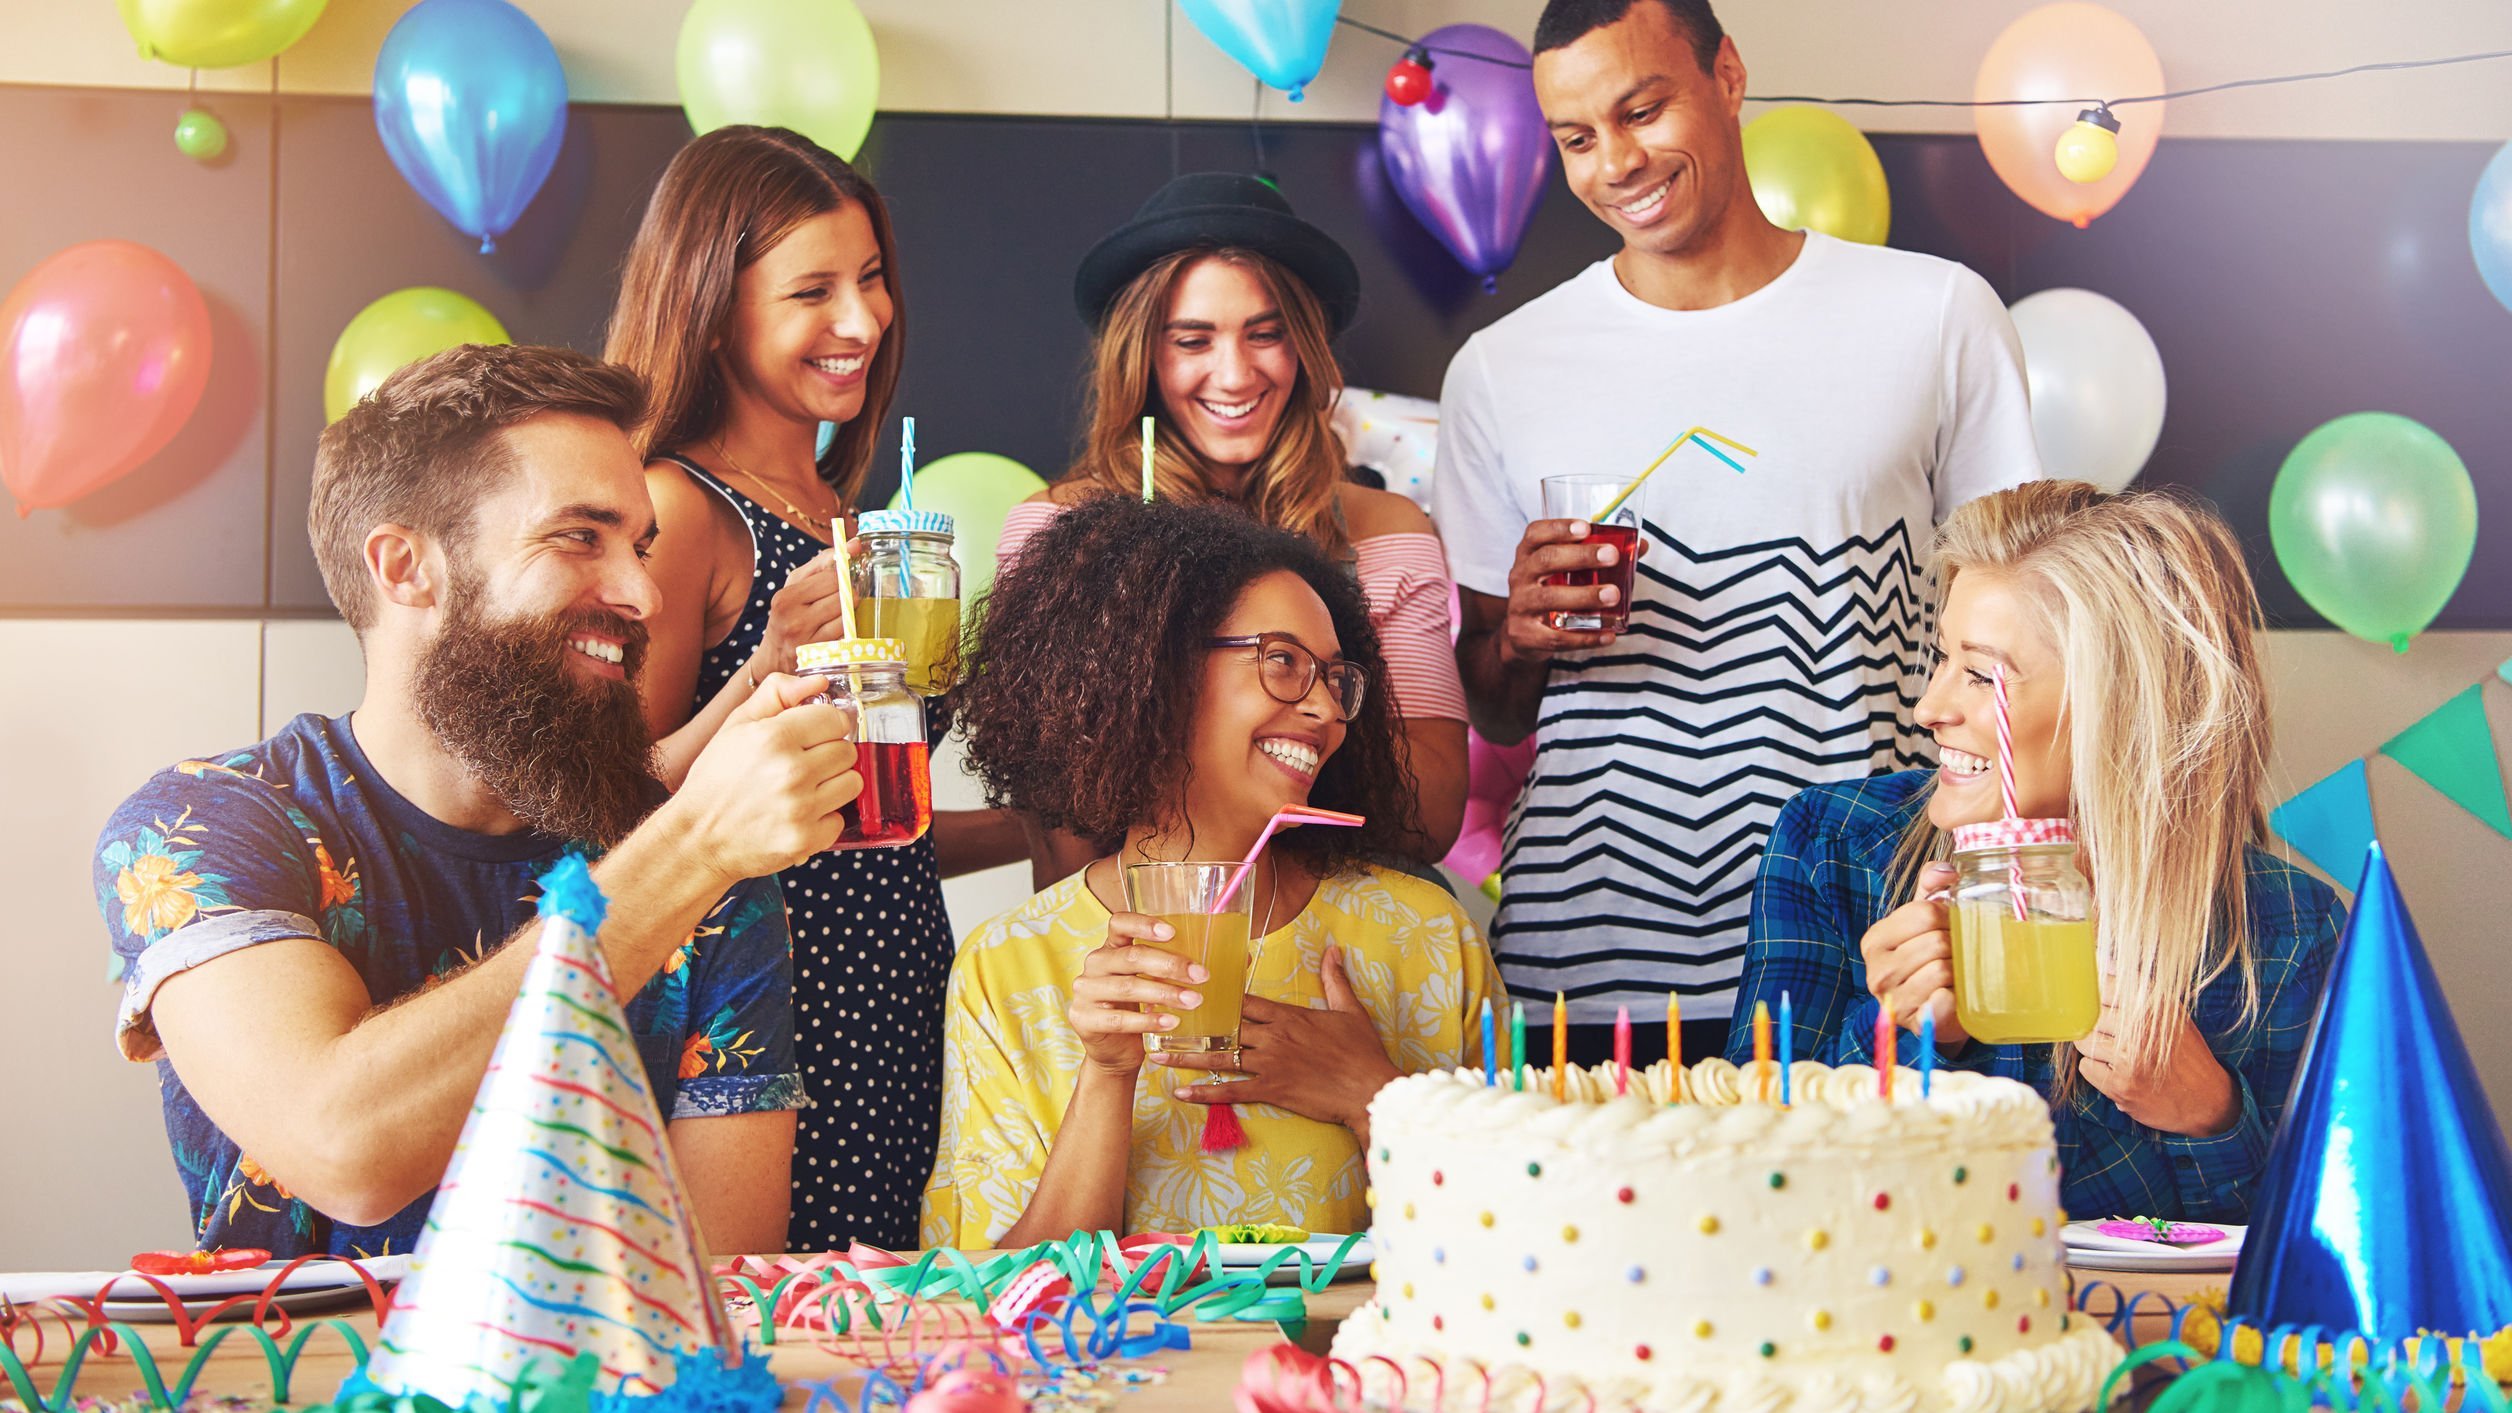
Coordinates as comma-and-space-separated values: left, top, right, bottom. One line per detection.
795, 637, 934, 851
1540, 474, 1641, 632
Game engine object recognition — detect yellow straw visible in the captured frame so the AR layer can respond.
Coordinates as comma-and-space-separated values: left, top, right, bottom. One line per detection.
828, 534, 859, 640
1588, 425, 1759, 522
1140, 416, 1157, 502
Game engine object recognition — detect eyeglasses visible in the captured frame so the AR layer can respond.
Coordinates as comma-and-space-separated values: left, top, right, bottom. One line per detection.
1207, 633, 1370, 720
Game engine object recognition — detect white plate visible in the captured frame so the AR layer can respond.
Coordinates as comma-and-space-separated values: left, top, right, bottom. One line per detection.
2062, 1222, 2243, 1273
1213, 1235, 1374, 1285
2, 1255, 409, 1310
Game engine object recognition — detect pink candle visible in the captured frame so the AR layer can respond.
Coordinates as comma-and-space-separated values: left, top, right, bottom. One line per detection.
1877, 1001, 1897, 1101
1613, 1005, 1631, 1096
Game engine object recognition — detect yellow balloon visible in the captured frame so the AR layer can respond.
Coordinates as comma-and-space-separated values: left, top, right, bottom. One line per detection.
1741, 106, 1892, 246
2054, 121, 2121, 184
117, 0, 328, 70
324, 288, 510, 423
678, 0, 881, 162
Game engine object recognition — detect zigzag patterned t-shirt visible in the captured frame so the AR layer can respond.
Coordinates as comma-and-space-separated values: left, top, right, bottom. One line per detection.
1433, 233, 2040, 1025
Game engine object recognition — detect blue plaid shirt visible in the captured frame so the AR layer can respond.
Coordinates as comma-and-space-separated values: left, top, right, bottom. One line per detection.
1727, 771, 2342, 1224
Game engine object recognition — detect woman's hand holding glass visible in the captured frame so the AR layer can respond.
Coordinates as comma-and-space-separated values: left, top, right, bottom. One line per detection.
1862, 862, 1970, 1051
1158, 945, 1400, 1137
1070, 913, 1208, 1079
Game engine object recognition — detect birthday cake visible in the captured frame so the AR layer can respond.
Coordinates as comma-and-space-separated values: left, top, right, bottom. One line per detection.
1331, 1059, 2122, 1412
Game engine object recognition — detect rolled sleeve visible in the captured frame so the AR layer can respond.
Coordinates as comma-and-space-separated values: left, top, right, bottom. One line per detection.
2156, 1069, 2271, 1222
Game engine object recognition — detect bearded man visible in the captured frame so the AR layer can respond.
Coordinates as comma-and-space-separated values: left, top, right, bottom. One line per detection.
93, 344, 861, 1258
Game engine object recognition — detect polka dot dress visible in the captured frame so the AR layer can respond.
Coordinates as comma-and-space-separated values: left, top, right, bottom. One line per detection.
672, 457, 955, 1252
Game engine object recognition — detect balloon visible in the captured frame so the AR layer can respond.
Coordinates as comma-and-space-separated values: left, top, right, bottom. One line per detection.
887, 452, 1048, 606
324, 288, 511, 423
373, 0, 569, 254
2269, 413, 2476, 652
1177, 0, 1342, 102
1741, 106, 1890, 246
678, 0, 880, 163
2006, 288, 2165, 493
116, 0, 327, 69
174, 108, 229, 162
1974, 3, 2163, 228
2473, 140, 2512, 314
0, 241, 212, 517
1377, 24, 1555, 293
1441, 728, 1535, 888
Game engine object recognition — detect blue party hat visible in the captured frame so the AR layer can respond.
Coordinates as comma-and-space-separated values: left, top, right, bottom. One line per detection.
2226, 841, 2512, 1344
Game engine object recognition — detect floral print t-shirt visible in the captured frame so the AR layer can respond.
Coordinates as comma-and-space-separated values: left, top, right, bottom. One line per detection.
921, 864, 1501, 1248
93, 712, 803, 1259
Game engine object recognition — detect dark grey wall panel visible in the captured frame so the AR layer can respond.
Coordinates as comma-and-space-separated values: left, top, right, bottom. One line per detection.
3, 85, 2505, 632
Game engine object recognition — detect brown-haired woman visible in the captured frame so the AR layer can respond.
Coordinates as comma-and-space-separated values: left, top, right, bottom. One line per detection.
997, 174, 1470, 878
606, 125, 1021, 1250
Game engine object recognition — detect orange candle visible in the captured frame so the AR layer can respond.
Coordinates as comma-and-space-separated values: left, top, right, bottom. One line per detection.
1667, 991, 1683, 1102
1752, 1000, 1773, 1104
1552, 991, 1567, 1100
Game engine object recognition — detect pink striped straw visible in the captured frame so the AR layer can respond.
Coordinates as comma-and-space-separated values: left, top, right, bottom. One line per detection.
1990, 664, 2027, 919
1210, 806, 1368, 913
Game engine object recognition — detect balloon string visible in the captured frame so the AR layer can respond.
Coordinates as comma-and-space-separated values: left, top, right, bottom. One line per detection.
1332, 14, 2512, 112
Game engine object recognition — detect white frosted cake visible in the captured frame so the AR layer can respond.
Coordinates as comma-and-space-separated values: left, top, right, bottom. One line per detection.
1331, 1060, 2121, 1412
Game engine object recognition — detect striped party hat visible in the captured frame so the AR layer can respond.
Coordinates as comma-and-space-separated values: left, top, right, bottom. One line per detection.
362, 855, 736, 1406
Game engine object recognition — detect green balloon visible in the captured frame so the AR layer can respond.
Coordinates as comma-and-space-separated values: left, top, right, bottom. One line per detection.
118, 0, 328, 69
677, 0, 880, 162
1741, 105, 1891, 246
889, 452, 1047, 607
2269, 412, 2476, 652
173, 107, 228, 162
324, 288, 511, 423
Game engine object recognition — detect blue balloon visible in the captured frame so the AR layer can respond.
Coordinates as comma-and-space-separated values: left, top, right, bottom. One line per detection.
2474, 140, 2512, 314
1177, 0, 1342, 102
373, 0, 568, 253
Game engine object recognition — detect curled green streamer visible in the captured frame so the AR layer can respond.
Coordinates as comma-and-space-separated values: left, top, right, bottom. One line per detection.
0, 1315, 370, 1413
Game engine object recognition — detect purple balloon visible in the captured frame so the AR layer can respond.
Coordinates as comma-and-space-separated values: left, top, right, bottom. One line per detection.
1377, 24, 1555, 293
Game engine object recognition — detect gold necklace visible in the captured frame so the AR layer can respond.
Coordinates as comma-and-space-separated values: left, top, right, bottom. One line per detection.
712, 437, 835, 536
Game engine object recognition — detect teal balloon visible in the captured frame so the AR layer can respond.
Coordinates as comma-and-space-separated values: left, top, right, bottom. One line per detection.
1178, 0, 1341, 101
2269, 412, 2475, 652
173, 107, 228, 161
887, 452, 1046, 607
2474, 140, 2512, 313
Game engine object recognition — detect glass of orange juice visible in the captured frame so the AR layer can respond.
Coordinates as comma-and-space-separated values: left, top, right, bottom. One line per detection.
1946, 818, 2099, 1044
1123, 861, 1256, 1053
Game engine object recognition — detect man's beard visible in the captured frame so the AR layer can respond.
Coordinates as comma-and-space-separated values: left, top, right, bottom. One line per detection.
413, 577, 661, 849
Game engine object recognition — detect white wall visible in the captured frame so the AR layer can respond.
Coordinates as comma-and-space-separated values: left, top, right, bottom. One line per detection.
3, 0, 2507, 140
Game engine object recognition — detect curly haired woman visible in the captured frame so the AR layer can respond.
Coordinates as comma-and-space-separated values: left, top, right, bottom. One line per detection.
921, 498, 1501, 1248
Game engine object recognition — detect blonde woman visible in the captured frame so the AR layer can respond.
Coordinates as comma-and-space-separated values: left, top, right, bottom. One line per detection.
1729, 481, 2342, 1222
994, 173, 1469, 877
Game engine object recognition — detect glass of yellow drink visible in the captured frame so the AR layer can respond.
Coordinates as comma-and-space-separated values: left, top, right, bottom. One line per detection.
864, 595, 962, 697
1946, 819, 2100, 1044
853, 510, 963, 697
1124, 861, 1257, 1053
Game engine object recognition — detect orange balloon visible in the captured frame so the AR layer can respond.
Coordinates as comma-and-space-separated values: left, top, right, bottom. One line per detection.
1973, 3, 2163, 228
0, 241, 213, 516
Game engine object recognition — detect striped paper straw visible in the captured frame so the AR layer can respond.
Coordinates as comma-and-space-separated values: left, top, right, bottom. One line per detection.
1991, 663, 2027, 919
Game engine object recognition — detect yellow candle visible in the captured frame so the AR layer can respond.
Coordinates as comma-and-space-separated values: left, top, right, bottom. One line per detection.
1753, 1001, 1773, 1104
1552, 991, 1567, 1101
1667, 991, 1683, 1102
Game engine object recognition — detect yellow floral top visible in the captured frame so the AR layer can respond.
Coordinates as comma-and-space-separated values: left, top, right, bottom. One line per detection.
921, 864, 1502, 1247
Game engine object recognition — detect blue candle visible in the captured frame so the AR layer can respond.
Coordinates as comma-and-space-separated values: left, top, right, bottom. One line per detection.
1481, 998, 1495, 1087
1779, 991, 1793, 1106
1920, 1008, 1937, 1098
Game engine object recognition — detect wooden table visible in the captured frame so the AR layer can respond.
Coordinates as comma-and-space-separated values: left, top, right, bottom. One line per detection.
3, 1261, 2219, 1410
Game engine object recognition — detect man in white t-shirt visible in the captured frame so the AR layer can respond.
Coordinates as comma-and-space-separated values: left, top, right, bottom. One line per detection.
1436, 0, 2041, 1064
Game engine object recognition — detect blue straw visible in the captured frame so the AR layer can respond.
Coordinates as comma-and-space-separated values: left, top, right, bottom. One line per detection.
893, 417, 916, 594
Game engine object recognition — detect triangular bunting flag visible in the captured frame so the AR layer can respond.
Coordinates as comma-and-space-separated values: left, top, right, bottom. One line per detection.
2269, 758, 2377, 885
2498, 656, 2512, 689
2379, 684, 2512, 838
363, 856, 740, 1407
2228, 843, 2512, 1343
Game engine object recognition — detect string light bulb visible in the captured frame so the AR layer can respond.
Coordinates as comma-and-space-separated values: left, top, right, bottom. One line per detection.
2054, 104, 2122, 184
1385, 47, 1434, 106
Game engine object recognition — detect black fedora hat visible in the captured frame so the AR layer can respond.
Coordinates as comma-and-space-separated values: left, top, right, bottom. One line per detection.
1073, 172, 1361, 335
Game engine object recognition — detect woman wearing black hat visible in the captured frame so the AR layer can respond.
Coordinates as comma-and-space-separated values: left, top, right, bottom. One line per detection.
997, 172, 1469, 877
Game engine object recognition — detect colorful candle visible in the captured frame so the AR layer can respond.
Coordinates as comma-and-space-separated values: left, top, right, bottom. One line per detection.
1752, 1001, 1772, 1103
1779, 991, 1793, 1107
1877, 1001, 1897, 1101
1552, 992, 1568, 1101
1920, 1008, 1937, 1099
1480, 999, 1495, 1088
1668, 992, 1682, 1102
1511, 1001, 1526, 1092
1613, 1005, 1631, 1097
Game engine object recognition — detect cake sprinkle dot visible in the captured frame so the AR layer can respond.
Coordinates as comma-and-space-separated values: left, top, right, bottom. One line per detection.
1948, 1266, 1967, 1287
1636, 1344, 1653, 1361
1918, 1228, 1938, 1250
1752, 1267, 1774, 1286
1874, 1192, 1891, 1211
1953, 1166, 1969, 1184
1805, 1229, 1830, 1251
1522, 1255, 1538, 1272
1916, 1300, 1936, 1322
1758, 1342, 1778, 1359
1616, 1186, 1635, 1204
1694, 1320, 1714, 1339
1433, 1247, 1446, 1264
1527, 1161, 1542, 1177
1879, 1334, 1897, 1352
2007, 1182, 2020, 1201
1984, 1289, 2001, 1310
1432, 1170, 1445, 1186
1698, 1215, 1721, 1235
2031, 1217, 2047, 1237
1869, 1266, 1891, 1286
1976, 1223, 1995, 1243
2019, 1315, 2032, 1334
1404, 1202, 1417, 1220
1377, 1146, 1389, 1163
1769, 1171, 1787, 1189
1432, 1315, 1444, 1331
1627, 1265, 1646, 1283
1516, 1332, 1531, 1347
1561, 1224, 1580, 1243
2035, 1288, 2051, 1308
1479, 1211, 1495, 1228
2012, 1253, 2027, 1271
1811, 1310, 1833, 1331
1564, 1311, 1583, 1329
1480, 1293, 1495, 1311
1959, 1336, 1974, 1354
1402, 1283, 1414, 1299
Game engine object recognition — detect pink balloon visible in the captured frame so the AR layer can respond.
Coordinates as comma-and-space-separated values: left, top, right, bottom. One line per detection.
1, 240, 213, 516
1972, 2, 2164, 229
1441, 728, 1537, 885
